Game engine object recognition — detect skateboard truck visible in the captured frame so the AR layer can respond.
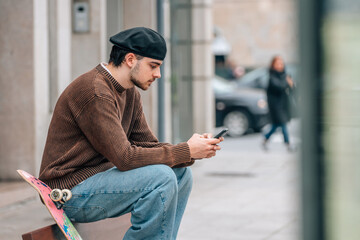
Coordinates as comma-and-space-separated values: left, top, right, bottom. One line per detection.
50, 189, 72, 209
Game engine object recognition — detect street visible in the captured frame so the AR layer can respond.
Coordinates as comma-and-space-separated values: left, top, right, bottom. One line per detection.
0, 121, 300, 240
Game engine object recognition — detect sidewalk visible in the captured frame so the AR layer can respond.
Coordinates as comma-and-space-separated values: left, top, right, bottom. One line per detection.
178, 134, 299, 240
0, 129, 299, 240
0, 181, 53, 239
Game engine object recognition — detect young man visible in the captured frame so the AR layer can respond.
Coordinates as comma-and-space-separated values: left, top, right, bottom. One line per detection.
39, 27, 222, 239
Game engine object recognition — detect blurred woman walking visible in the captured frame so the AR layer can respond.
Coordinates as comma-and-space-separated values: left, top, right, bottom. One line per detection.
262, 55, 294, 151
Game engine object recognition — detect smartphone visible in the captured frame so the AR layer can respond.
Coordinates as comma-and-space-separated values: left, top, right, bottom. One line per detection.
214, 128, 228, 139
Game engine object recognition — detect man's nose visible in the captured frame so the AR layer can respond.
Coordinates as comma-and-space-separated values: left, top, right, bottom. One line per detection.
154, 68, 161, 79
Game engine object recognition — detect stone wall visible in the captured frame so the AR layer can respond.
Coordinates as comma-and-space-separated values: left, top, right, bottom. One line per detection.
213, 0, 298, 67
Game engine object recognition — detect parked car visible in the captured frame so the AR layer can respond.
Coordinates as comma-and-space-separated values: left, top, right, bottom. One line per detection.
213, 76, 269, 137
236, 65, 297, 88
236, 65, 299, 117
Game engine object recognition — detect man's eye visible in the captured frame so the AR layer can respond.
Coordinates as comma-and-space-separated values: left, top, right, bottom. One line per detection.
151, 65, 157, 69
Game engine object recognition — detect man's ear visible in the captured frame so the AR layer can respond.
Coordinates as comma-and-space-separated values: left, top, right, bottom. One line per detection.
124, 53, 137, 68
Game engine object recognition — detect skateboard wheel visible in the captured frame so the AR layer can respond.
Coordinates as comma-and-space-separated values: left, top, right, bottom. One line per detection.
50, 189, 63, 202
62, 189, 72, 201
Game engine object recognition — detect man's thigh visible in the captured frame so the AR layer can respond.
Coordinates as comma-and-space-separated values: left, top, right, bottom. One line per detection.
63, 164, 179, 222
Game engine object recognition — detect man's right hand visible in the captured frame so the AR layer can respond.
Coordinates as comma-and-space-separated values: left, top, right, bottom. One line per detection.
187, 133, 222, 159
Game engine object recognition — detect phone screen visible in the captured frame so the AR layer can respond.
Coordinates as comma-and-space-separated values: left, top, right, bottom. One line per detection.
214, 129, 228, 138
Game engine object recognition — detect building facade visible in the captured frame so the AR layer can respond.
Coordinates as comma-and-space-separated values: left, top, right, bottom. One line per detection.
0, 0, 214, 179
213, 0, 297, 68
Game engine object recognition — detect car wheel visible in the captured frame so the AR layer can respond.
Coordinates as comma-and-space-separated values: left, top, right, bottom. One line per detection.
223, 110, 250, 137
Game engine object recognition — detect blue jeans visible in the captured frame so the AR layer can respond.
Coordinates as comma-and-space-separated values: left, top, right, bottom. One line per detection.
63, 165, 193, 240
264, 123, 290, 143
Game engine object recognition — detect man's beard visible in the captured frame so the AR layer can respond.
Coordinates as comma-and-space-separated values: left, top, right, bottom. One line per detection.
130, 62, 151, 90
130, 75, 147, 90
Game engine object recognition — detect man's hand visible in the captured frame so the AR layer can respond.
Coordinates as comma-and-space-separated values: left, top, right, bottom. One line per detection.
187, 133, 223, 159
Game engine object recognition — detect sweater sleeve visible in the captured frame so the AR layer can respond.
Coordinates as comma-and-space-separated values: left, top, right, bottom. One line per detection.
75, 95, 192, 171
129, 100, 195, 168
127, 96, 173, 147
127, 101, 167, 147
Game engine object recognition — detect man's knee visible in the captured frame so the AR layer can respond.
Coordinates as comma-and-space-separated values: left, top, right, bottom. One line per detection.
151, 165, 178, 193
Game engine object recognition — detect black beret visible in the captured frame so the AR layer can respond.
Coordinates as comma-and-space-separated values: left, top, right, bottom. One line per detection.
110, 27, 167, 61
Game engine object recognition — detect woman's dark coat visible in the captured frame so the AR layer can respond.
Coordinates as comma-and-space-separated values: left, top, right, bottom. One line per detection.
266, 69, 291, 124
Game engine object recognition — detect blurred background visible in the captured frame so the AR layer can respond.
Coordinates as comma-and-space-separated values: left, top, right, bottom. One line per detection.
0, 0, 359, 239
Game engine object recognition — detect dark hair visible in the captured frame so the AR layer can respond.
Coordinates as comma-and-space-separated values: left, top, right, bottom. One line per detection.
108, 45, 144, 67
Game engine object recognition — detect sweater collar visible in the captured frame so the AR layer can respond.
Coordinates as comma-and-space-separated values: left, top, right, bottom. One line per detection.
96, 64, 126, 93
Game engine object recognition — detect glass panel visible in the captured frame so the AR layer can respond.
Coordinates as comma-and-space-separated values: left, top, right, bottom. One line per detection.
322, 0, 360, 239
170, 0, 193, 143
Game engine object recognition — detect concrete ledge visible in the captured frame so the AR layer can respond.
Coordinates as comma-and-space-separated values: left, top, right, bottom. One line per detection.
22, 224, 60, 240
75, 214, 131, 239
22, 213, 131, 240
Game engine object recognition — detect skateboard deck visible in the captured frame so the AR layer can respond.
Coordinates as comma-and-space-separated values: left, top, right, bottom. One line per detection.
17, 169, 83, 240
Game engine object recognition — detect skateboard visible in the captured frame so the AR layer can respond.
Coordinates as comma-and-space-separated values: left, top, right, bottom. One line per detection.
17, 169, 83, 240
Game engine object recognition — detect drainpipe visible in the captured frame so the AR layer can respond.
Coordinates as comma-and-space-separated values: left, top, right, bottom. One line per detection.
157, 0, 165, 142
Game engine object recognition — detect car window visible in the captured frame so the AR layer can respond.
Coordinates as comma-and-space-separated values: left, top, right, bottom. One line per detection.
212, 76, 236, 94
238, 65, 298, 89
238, 68, 267, 86
253, 75, 267, 88
259, 74, 269, 88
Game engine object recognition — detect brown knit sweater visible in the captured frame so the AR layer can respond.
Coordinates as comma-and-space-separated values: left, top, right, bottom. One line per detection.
39, 64, 193, 190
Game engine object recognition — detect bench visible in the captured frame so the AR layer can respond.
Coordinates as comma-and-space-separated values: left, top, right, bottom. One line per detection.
22, 213, 131, 240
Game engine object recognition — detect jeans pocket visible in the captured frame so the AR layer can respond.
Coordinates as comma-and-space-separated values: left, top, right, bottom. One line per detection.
64, 205, 107, 223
